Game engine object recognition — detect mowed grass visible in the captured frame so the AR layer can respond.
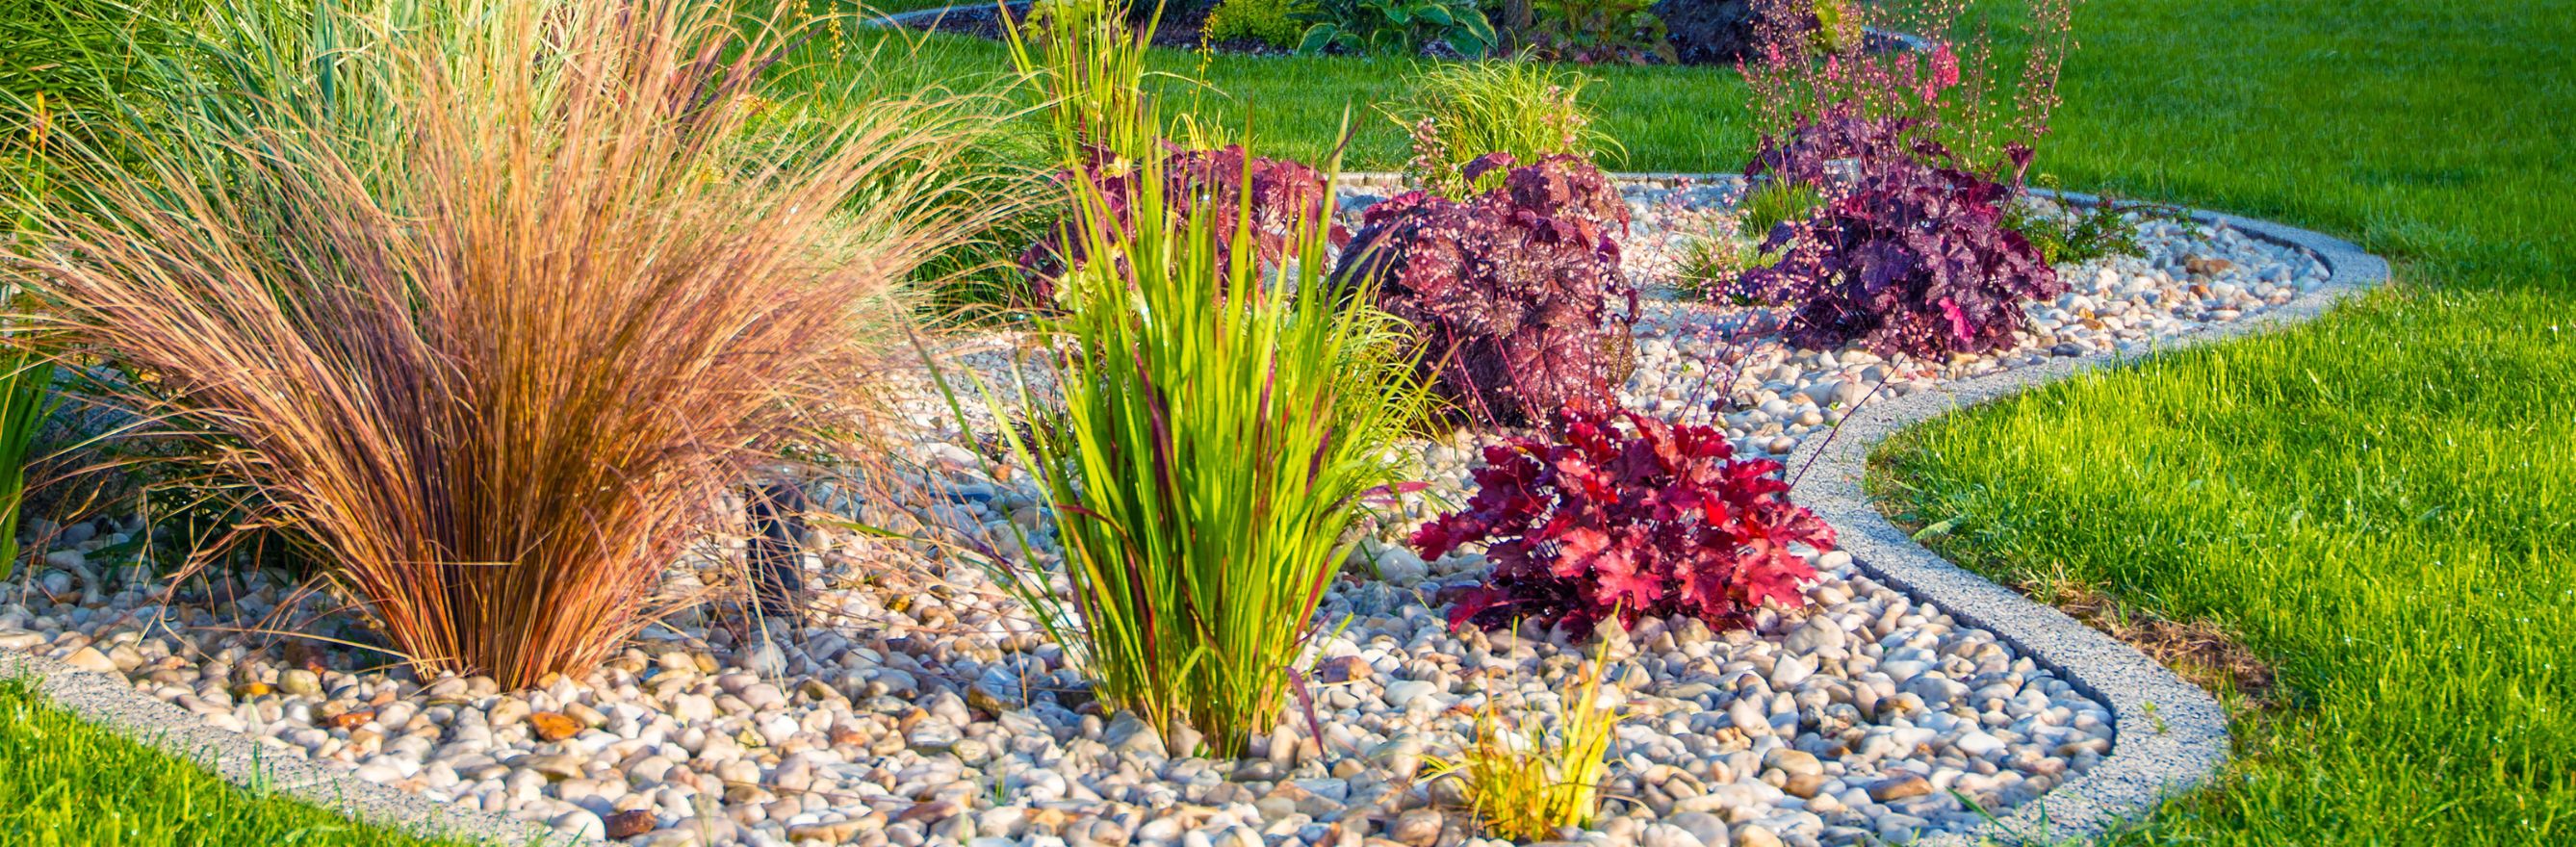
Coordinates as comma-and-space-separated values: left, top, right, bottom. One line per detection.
3, 0, 2567, 844
0, 677, 476, 846
1871, 0, 2576, 844
781, 25, 1750, 171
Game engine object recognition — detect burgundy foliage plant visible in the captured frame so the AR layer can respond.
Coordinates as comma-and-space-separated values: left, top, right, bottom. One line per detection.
1329, 153, 1637, 428
1020, 142, 1344, 300
1736, 112, 2065, 358
1724, 0, 2080, 359
1415, 410, 1836, 633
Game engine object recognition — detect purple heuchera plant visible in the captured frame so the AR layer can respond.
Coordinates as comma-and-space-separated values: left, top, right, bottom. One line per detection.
1414, 410, 1835, 633
1735, 112, 2064, 359
1330, 153, 1637, 428
1020, 143, 1344, 300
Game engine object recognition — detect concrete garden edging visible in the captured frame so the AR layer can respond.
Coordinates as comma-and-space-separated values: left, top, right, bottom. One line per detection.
0, 650, 561, 846
1772, 193, 2388, 845
1, 179, 2385, 847
1328, 172, 2389, 844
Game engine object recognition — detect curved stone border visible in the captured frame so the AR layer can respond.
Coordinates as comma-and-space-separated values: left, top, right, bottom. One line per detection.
1334, 172, 2390, 842
0, 177, 2384, 847
1779, 192, 2389, 845
0, 650, 560, 846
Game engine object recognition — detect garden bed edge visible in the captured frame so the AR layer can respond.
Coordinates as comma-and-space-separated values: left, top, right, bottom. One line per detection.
0, 183, 2388, 847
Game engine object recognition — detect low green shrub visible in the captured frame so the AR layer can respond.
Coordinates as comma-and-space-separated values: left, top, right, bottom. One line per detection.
1296, 0, 1497, 57
1673, 224, 1762, 301
1736, 179, 1825, 241
1202, 0, 1310, 48
1527, 0, 1674, 64
1391, 60, 1614, 199
2001, 180, 2167, 266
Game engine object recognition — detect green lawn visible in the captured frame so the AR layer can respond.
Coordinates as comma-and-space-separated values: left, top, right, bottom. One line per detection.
1868, 1, 2576, 845
6, 0, 2569, 843
0, 678, 469, 847
786, 25, 1749, 171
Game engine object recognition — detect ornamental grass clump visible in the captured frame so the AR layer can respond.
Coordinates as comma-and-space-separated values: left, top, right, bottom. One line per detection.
1391, 60, 1617, 200
0, 107, 62, 584
2, 0, 995, 687
1012, 0, 1345, 304
971, 0, 1431, 756
1425, 639, 1625, 841
1417, 410, 1834, 632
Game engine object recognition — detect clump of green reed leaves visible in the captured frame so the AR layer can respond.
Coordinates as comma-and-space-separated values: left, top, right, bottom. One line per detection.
1674, 223, 1758, 301
942, 0, 1430, 756
1391, 59, 1618, 199
1672, 179, 1819, 301
1737, 178, 1825, 242
0, 102, 61, 583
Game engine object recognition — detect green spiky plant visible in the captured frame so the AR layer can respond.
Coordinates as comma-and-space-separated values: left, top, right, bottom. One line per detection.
949, 0, 1430, 756
1389, 59, 1618, 199
0, 96, 63, 584
1737, 178, 1825, 241
0, 326, 52, 585
1424, 636, 1625, 840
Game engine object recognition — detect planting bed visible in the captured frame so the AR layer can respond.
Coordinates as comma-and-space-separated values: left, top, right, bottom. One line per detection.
0, 180, 2335, 847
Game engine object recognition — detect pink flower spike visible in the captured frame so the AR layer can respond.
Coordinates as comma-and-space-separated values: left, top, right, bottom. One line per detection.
1933, 43, 1962, 90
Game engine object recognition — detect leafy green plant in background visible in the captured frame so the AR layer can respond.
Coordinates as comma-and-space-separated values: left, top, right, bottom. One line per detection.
1390, 60, 1614, 199
1202, 0, 1312, 48
1808, 0, 1856, 54
968, 0, 1430, 756
1296, 0, 1496, 58
1011, 0, 1161, 166
1526, 0, 1674, 64
1736, 178, 1823, 242
1999, 177, 2165, 266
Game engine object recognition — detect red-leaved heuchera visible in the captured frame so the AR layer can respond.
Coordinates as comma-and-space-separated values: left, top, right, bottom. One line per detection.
1414, 410, 1836, 632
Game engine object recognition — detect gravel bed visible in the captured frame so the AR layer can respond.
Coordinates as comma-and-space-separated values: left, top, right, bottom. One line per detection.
0, 181, 2321, 847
